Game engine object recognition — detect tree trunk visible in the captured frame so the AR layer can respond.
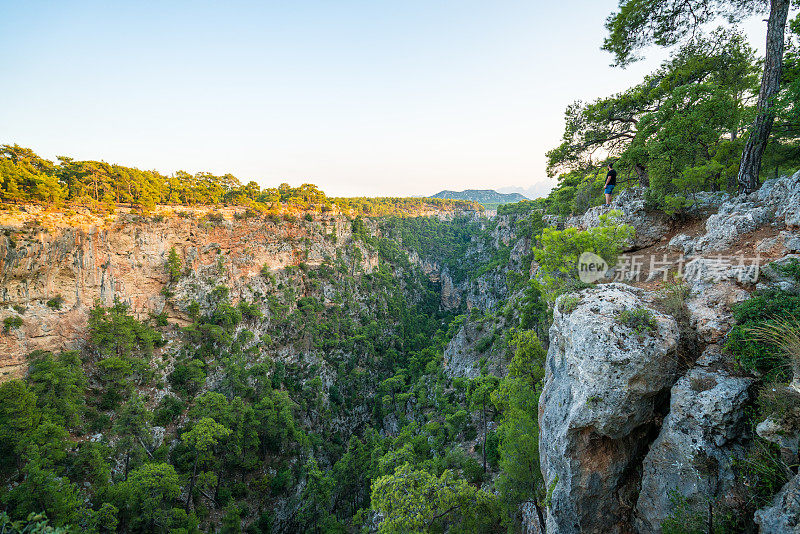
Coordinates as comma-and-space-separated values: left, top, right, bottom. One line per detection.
534, 496, 546, 534
736, 0, 791, 193
482, 401, 487, 472
185, 456, 198, 509
634, 163, 649, 187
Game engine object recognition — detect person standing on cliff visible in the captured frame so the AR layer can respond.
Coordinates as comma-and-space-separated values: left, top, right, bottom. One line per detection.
604, 162, 617, 205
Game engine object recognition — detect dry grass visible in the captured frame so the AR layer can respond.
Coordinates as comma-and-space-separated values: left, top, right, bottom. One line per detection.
750, 316, 800, 392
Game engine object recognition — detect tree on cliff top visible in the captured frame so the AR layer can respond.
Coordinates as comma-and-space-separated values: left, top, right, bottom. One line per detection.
603, 0, 799, 192
547, 30, 757, 196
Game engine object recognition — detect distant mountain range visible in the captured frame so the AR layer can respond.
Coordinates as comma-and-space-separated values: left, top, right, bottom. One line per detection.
429, 189, 529, 204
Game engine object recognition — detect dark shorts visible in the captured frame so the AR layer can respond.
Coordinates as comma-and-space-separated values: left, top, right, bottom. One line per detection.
605, 184, 615, 195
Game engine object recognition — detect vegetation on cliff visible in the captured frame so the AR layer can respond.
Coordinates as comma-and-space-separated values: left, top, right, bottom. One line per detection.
0, 145, 479, 217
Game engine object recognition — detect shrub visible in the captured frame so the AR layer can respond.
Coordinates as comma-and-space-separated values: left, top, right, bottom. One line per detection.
475, 335, 494, 354
749, 316, 800, 390
153, 395, 186, 426
739, 438, 790, 510
618, 308, 657, 335
166, 247, 182, 282
559, 295, 581, 314
532, 210, 634, 302
46, 295, 64, 310
726, 289, 800, 379
658, 275, 690, 321
304, 213, 313, 222
776, 258, 800, 282
462, 456, 484, 484
168, 360, 206, 396
3, 316, 23, 334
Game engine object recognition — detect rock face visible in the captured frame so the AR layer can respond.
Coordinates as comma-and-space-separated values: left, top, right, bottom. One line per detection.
673, 170, 800, 254
758, 254, 800, 294
635, 347, 753, 532
566, 187, 671, 249
754, 474, 800, 533
539, 285, 681, 534
443, 316, 508, 379
0, 210, 367, 381
683, 257, 755, 343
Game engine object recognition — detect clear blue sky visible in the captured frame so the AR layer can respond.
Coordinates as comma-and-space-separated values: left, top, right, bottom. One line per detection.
0, 1, 770, 198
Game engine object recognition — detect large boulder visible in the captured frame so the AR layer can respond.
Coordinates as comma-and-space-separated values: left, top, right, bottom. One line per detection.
635, 346, 753, 532
540, 284, 681, 534
758, 254, 800, 294
754, 473, 800, 533
757, 169, 800, 229
692, 198, 771, 252
683, 257, 756, 343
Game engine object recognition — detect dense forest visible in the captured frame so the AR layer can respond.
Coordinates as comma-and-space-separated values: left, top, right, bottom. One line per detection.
0, 144, 478, 217
0, 205, 555, 533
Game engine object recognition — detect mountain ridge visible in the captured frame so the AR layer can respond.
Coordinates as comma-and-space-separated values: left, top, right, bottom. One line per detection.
429, 189, 528, 204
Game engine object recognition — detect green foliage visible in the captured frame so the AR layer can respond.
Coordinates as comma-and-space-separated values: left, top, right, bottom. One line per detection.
169, 360, 206, 396
776, 258, 800, 282
739, 438, 791, 511
166, 246, 182, 282
154, 395, 186, 426
660, 491, 739, 534
3, 460, 85, 528
0, 380, 40, 469
658, 275, 691, 321
533, 211, 633, 301
492, 331, 547, 530
0, 512, 72, 533
1, 145, 480, 216
618, 307, 658, 335
89, 300, 162, 361
0, 195, 553, 533
546, 30, 762, 215
726, 289, 800, 380
602, 0, 763, 66
559, 295, 581, 314
45, 295, 64, 310
371, 463, 498, 533
109, 463, 185, 532
26, 351, 86, 428
3, 315, 23, 333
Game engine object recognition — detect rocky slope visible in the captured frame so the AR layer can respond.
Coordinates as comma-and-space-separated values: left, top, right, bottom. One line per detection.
0, 208, 376, 381
538, 170, 800, 533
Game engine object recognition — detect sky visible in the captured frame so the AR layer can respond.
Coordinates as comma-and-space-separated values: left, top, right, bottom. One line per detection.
0, 1, 775, 198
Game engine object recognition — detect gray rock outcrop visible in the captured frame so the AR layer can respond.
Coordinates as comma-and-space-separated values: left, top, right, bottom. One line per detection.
671, 170, 800, 254
635, 347, 753, 532
540, 284, 681, 534
758, 254, 800, 294
683, 257, 755, 343
754, 474, 800, 533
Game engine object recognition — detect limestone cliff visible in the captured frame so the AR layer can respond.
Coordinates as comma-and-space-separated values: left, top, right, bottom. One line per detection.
537, 171, 800, 533
0, 208, 370, 381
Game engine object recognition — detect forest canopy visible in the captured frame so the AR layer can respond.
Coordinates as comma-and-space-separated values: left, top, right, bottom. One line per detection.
0, 145, 480, 217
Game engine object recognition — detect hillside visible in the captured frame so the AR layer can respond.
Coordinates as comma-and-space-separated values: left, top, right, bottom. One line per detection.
429, 189, 528, 205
